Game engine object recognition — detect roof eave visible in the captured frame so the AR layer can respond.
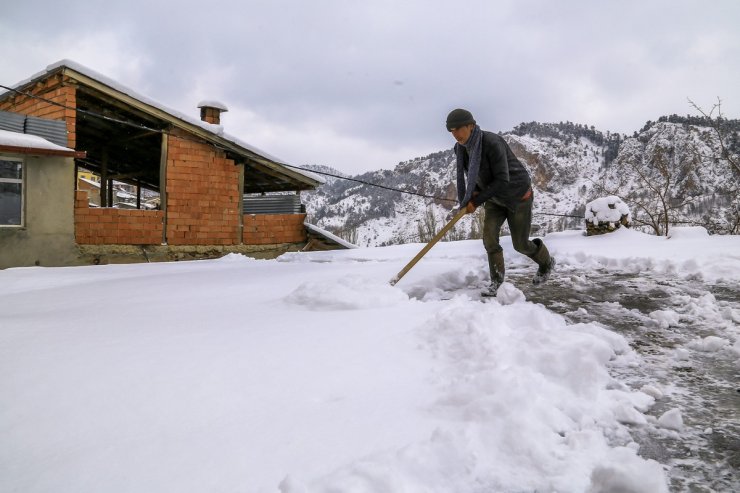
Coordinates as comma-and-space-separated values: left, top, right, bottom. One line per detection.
0, 145, 86, 158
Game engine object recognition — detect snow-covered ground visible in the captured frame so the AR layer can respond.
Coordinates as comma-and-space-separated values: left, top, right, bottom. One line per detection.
1, 227, 738, 492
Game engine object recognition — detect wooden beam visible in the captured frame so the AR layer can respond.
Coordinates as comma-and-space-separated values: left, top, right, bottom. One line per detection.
106, 171, 146, 181
114, 130, 160, 143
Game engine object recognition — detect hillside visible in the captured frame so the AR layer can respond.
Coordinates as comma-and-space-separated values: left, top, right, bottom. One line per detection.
302, 118, 739, 246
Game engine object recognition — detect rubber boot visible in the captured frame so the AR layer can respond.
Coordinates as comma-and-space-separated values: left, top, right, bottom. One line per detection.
530, 238, 555, 285
482, 250, 505, 297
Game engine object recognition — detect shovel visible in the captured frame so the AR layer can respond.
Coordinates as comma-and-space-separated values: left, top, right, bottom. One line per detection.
389, 208, 468, 286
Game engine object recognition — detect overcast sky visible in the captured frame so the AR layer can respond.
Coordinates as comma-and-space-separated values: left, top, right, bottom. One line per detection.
2, 0, 738, 174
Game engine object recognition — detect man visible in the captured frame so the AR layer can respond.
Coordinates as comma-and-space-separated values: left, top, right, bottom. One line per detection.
446, 108, 554, 296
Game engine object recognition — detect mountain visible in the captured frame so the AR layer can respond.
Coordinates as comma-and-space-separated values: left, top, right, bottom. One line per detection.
302, 118, 739, 246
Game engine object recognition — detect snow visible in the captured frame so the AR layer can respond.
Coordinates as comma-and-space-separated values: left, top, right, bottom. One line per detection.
304, 222, 358, 249
548, 227, 740, 283
657, 409, 684, 432
687, 335, 730, 352
649, 309, 681, 328
1, 227, 739, 492
197, 100, 229, 111
0, 129, 75, 152
585, 196, 631, 225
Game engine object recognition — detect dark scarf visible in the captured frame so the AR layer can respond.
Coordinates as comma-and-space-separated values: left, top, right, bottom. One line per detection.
455, 124, 483, 206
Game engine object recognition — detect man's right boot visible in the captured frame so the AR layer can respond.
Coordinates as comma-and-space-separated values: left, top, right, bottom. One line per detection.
530, 238, 555, 285
481, 251, 505, 297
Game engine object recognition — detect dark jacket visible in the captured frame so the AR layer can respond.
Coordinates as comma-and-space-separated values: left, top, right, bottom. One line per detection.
458, 131, 532, 210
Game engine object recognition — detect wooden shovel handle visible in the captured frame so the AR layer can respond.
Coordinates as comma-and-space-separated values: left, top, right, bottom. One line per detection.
389, 208, 468, 286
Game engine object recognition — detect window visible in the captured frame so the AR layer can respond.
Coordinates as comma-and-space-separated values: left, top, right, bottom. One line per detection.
0, 158, 23, 226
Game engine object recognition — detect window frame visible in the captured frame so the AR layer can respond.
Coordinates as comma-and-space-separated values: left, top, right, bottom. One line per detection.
0, 156, 25, 228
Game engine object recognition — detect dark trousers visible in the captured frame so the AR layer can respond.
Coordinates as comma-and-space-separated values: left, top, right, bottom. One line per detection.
482, 193, 538, 258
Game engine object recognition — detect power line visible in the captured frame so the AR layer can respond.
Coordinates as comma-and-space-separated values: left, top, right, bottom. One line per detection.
277, 161, 458, 203
0, 83, 164, 133
1, 82, 585, 220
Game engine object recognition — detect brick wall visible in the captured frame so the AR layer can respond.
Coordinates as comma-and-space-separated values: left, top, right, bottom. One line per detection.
0, 74, 76, 148
74, 191, 163, 245
244, 213, 307, 245
165, 131, 242, 245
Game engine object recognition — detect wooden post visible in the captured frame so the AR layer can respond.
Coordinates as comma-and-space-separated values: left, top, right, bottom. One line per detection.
159, 133, 168, 244
100, 148, 108, 207
136, 179, 141, 209
390, 208, 467, 286
237, 162, 245, 244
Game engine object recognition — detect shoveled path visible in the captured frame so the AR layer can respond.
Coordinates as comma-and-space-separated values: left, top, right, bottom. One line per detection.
509, 264, 740, 492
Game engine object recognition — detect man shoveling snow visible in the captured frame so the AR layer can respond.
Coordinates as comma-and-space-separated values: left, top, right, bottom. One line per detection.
447, 108, 555, 296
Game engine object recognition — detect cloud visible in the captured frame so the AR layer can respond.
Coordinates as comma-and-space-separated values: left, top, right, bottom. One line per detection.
1, 0, 739, 174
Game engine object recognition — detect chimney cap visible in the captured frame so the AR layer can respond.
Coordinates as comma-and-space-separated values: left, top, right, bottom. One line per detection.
197, 100, 228, 112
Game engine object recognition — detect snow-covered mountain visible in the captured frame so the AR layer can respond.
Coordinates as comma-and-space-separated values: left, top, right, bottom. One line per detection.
303, 117, 739, 246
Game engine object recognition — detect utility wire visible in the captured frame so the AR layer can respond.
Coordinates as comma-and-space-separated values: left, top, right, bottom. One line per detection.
0, 84, 164, 134
1, 82, 585, 219
276, 160, 460, 203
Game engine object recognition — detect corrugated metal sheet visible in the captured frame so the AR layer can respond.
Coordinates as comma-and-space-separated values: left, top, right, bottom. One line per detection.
24, 115, 68, 147
0, 111, 68, 147
243, 194, 303, 214
0, 111, 26, 133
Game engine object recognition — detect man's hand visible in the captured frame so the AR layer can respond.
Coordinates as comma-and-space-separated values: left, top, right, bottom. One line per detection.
465, 201, 477, 214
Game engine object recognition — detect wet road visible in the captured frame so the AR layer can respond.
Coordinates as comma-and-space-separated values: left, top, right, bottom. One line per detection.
510, 264, 740, 492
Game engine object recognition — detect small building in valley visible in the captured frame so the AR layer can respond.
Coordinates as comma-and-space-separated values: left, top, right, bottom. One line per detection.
0, 60, 329, 268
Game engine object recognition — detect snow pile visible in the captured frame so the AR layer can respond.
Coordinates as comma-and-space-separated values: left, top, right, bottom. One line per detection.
290, 297, 665, 492
657, 409, 684, 431
547, 228, 740, 283
585, 196, 631, 225
495, 281, 526, 305
285, 275, 409, 310
649, 309, 681, 328
667, 226, 710, 239
587, 447, 668, 493
687, 335, 730, 353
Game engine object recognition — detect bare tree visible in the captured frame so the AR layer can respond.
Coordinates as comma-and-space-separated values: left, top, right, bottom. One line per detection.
688, 98, 739, 174
687, 98, 740, 234
417, 206, 439, 243
334, 225, 358, 245
594, 124, 701, 236
466, 208, 484, 240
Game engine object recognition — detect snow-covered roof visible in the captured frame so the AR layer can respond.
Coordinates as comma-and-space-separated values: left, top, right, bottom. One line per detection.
2, 60, 322, 185
0, 129, 81, 157
304, 222, 358, 249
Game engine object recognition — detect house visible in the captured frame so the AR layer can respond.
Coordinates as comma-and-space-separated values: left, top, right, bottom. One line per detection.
0, 129, 85, 267
0, 60, 334, 268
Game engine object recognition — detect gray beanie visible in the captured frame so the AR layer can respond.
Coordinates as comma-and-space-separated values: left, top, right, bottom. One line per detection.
446, 108, 476, 131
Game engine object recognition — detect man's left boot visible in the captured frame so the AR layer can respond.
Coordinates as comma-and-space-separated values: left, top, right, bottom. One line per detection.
530, 238, 555, 285
481, 250, 505, 297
